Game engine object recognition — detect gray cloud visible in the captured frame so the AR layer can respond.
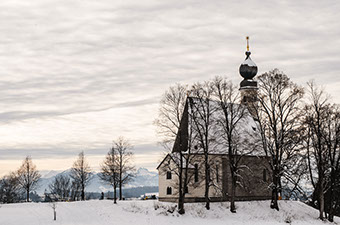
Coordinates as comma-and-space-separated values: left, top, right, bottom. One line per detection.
0, 0, 339, 174
0, 143, 161, 160
0, 97, 157, 121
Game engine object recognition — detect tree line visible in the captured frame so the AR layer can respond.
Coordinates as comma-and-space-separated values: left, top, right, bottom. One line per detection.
0, 137, 135, 204
155, 69, 339, 221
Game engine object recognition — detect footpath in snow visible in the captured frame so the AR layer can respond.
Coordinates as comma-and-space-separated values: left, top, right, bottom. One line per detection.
0, 200, 338, 225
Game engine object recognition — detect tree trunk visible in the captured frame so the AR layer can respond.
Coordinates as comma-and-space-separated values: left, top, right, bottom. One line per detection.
54, 210, 56, 221
319, 180, 325, 220
178, 152, 185, 214
81, 184, 85, 201
328, 204, 334, 223
205, 156, 210, 210
328, 214, 334, 222
178, 180, 185, 214
327, 170, 335, 222
178, 191, 185, 215
230, 172, 236, 213
26, 187, 30, 202
119, 176, 122, 200
113, 184, 117, 204
270, 168, 279, 211
229, 141, 237, 213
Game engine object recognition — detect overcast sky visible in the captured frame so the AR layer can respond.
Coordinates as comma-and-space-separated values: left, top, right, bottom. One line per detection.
0, 0, 339, 175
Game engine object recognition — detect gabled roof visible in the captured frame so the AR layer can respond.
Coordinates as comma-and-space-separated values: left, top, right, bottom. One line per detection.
156, 152, 195, 170
156, 152, 271, 171
156, 154, 172, 170
171, 96, 263, 156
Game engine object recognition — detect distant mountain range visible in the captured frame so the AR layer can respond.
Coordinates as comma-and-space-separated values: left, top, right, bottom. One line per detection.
36, 168, 158, 195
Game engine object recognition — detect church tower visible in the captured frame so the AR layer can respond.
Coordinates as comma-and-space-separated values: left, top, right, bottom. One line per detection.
239, 36, 258, 117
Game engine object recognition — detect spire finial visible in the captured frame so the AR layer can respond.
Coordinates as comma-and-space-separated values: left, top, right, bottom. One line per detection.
246, 36, 249, 51
239, 36, 258, 80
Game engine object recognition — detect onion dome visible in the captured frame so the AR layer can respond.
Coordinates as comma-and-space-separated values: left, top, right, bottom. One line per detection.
239, 37, 258, 80
240, 78, 257, 88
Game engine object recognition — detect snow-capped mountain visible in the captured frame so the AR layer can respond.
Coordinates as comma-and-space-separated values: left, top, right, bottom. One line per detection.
36, 167, 158, 195
127, 168, 158, 188
40, 170, 61, 179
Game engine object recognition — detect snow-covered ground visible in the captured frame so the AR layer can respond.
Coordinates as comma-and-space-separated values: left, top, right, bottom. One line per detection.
0, 200, 338, 225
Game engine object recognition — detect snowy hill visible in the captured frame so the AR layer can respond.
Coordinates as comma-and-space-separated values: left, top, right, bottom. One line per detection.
36, 168, 158, 195
0, 200, 338, 225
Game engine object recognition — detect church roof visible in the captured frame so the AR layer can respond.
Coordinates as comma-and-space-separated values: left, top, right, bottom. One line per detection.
156, 152, 195, 170
171, 97, 264, 156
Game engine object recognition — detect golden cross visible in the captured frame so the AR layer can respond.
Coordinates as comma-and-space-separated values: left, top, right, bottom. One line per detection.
246, 36, 249, 51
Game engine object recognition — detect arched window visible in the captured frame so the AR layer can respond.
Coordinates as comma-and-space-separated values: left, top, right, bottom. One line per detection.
167, 187, 172, 195
263, 169, 267, 182
166, 171, 172, 179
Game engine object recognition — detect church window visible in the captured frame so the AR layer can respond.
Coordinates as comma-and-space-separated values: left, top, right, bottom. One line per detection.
166, 171, 172, 180
167, 187, 172, 195
194, 164, 198, 182
263, 169, 267, 182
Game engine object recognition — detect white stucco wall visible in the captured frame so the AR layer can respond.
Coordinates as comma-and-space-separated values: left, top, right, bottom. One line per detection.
158, 154, 224, 200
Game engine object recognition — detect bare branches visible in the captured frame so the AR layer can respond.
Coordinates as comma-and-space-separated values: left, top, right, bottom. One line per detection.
304, 81, 340, 221
189, 81, 216, 210
154, 84, 188, 151
0, 172, 21, 203
17, 156, 41, 202
255, 69, 304, 211
49, 174, 71, 201
212, 76, 251, 212
70, 152, 92, 201
114, 137, 135, 200
99, 146, 119, 203
99, 137, 135, 203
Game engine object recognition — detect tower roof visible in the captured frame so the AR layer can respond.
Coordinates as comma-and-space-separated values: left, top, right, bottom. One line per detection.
239, 37, 258, 80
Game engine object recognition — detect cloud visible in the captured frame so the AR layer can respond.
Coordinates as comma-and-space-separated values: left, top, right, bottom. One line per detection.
0, 0, 339, 175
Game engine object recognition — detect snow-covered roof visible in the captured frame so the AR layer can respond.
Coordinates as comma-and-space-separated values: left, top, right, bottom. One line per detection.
241, 57, 257, 67
141, 192, 159, 197
172, 97, 263, 156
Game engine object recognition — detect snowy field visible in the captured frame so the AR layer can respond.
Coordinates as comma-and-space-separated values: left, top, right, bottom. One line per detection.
0, 200, 338, 225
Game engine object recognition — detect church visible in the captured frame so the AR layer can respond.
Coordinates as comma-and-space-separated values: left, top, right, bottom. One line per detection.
157, 38, 272, 203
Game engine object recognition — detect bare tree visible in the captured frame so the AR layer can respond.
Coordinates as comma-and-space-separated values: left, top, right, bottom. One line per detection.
0, 172, 21, 203
254, 69, 304, 211
323, 104, 340, 221
99, 146, 119, 204
70, 180, 81, 201
189, 81, 217, 210
155, 83, 197, 214
114, 137, 135, 200
304, 82, 328, 220
154, 83, 188, 151
17, 156, 41, 202
213, 76, 261, 213
49, 174, 71, 201
70, 152, 92, 201
177, 100, 199, 214
304, 81, 340, 220
158, 121, 198, 215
